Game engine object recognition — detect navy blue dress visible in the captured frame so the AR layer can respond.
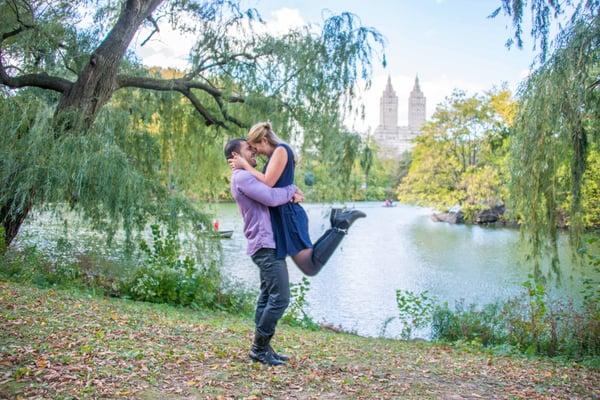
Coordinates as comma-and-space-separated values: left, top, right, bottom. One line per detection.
266, 143, 312, 259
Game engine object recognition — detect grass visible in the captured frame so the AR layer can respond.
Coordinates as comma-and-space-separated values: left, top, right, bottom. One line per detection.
1, 281, 599, 399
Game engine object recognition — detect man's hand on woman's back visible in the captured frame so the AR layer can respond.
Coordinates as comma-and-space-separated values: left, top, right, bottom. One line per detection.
292, 190, 304, 203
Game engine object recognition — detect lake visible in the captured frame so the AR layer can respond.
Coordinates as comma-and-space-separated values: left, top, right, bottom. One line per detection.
15, 202, 596, 339
211, 201, 594, 338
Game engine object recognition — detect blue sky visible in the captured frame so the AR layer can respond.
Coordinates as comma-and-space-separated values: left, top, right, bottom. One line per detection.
135, 1, 538, 131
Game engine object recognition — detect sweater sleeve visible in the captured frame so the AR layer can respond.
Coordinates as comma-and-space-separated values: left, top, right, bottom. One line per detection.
236, 171, 296, 207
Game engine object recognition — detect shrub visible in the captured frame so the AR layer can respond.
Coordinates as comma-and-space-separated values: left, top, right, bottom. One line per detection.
0, 225, 254, 314
430, 279, 600, 359
125, 224, 253, 312
432, 301, 505, 346
282, 277, 319, 330
395, 289, 436, 339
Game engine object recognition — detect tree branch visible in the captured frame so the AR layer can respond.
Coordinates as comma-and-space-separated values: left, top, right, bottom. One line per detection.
2, 25, 30, 41
117, 75, 248, 128
117, 75, 244, 102
0, 68, 72, 92
184, 51, 259, 80
140, 15, 160, 47
210, 93, 247, 128
178, 88, 225, 128
0, 46, 71, 92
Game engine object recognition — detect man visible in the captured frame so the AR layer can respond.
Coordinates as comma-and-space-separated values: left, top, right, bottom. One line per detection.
224, 138, 302, 366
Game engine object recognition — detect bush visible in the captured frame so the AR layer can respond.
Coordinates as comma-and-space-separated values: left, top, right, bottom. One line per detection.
395, 289, 436, 339
0, 245, 84, 289
124, 224, 253, 312
0, 225, 254, 314
282, 277, 319, 330
430, 279, 600, 359
432, 301, 505, 346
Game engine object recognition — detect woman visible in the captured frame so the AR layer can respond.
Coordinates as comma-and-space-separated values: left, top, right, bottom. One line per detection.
229, 121, 365, 276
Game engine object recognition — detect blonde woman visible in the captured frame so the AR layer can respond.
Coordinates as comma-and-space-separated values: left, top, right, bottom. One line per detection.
229, 122, 366, 276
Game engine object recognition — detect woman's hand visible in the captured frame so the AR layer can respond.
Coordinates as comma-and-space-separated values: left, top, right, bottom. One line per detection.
228, 154, 250, 170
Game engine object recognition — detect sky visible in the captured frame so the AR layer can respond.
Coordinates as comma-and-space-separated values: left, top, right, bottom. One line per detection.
133, 0, 537, 133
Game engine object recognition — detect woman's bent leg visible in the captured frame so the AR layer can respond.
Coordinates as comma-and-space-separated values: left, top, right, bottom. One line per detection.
292, 228, 347, 276
291, 249, 319, 276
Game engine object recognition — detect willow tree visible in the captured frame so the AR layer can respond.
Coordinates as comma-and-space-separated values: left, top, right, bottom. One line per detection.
503, 5, 600, 276
0, 0, 384, 247
492, 0, 600, 276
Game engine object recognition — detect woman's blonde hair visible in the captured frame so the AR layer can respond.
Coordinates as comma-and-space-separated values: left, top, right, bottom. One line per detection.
247, 121, 283, 146
247, 121, 298, 162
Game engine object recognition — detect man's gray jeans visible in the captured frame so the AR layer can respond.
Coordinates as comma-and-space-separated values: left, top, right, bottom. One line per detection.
251, 248, 290, 337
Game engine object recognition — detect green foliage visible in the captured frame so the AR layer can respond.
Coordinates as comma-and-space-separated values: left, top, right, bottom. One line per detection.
509, 14, 600, 272
581, 236, 600, 303
581, 151, 600, 228
125, 224, 251, 312
431, 279, 600, 358
282, 277, 319, 330
397, 89, 514, 216
395, 289, 436, 340
0, 230, 254, 313
492, 0, 599, 62
0, 93, 213, 248
431, 301, 504, 346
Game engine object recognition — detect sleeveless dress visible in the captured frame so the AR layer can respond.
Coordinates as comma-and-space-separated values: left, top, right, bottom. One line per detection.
266, 143, 312, 259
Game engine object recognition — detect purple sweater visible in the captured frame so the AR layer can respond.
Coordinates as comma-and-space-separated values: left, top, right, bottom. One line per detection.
230, 169, 296, 256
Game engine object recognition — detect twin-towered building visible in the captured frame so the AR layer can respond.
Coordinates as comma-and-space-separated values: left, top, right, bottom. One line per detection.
373, 75, 426, 157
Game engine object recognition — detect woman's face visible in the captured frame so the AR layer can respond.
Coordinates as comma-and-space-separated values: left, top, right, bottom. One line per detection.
249, 137, 271, 155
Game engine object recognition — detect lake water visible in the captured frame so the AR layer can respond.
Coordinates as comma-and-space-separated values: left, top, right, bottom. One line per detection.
15, 202, 596, 339
210, 202, 594, 338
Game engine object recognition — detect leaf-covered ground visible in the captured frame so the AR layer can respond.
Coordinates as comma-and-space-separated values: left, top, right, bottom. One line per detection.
0, 281, 598, 399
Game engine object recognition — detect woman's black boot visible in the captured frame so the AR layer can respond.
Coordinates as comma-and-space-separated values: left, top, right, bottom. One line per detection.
249, 332, 284, 366
311, 228, 346, 267
331, 209, 366, 230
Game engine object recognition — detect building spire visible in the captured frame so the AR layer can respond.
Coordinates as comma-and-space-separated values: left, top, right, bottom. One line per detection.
385, 74, 394, 94
409, 73, 426, 130
413, 74, 421, 92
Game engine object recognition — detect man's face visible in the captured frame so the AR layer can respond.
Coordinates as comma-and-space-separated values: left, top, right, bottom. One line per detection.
237, 141, 257, 167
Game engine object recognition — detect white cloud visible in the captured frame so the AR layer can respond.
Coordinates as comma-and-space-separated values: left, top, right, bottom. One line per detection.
266, 8, 305, 35
133, 23, 195, 69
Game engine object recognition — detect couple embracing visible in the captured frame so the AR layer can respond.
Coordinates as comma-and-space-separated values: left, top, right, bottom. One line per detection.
224, 122, 365, 366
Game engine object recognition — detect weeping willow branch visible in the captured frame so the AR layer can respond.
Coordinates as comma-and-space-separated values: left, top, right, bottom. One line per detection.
510, 14, 600, 279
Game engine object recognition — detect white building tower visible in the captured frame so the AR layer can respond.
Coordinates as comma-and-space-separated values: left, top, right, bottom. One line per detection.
408, 75, 426, 130
379, 75, 398, 129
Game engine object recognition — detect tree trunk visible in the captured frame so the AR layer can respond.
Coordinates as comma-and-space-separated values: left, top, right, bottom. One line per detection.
1, 200, 32, 249
56, 0, 164, 127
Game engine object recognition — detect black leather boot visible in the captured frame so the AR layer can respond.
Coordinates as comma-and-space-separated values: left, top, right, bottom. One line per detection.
330, 208, 341, 227
267, 334, 289, 362
249, 332, 284, 366
331, 208, 366, 231
311, 228, 346, 267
